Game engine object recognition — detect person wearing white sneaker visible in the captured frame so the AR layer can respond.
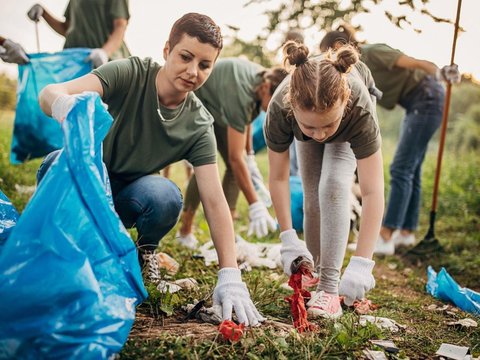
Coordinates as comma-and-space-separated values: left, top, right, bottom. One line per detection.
178, 59, 287, 241
27, 0, 131, 68
265, 42, 384, 318
37, 14, 265, 326
320, 26, 461, 257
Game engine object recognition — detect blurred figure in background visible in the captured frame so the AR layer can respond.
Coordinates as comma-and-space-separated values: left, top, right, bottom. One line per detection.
27, 0, 130, 68
0, 36, 29, 64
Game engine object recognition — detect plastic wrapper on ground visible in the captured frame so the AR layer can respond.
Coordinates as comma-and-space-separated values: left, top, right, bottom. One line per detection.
0, 190, 18, 246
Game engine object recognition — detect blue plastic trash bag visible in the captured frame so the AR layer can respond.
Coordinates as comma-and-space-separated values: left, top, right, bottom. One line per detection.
252, 111, 266, 153
0, 190, 18, 246
0, 93, 147, 359
290, 176, 303, 232
11, 48, 92, 164
427, 266, 480, 315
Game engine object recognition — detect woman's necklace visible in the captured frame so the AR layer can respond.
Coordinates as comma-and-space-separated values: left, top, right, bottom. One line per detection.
157, 96, 187, 122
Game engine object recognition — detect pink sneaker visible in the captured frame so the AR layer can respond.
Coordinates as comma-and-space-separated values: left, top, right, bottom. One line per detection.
307, 291, 342, 319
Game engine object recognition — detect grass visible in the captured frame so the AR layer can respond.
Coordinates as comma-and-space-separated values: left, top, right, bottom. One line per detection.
1, 108, 479, 359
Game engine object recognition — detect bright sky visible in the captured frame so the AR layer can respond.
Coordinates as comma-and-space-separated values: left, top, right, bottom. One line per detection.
0, 0, 478, 80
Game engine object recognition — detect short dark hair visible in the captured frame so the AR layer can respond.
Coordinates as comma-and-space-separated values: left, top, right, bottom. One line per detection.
168, 13, 223, 52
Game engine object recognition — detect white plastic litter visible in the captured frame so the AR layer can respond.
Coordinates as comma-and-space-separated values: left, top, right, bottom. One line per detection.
363, 349, 388, 360
197, 234, 282, 269
446, 318, 477, 328
359, 315, 406, 333
156, 278, 199, 294
436, 343, 471, 360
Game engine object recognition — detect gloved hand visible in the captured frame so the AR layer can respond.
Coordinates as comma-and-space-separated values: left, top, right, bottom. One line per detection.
51, 94, 77, 123
212, 267, 266, 326
247, 201, 277, 238
338, 256, 376, 306
436, 64, 461, 84
27, 4, 44, 22
85, 48, 109, 68
246, 154, 272, 207
0, 39, 29, 64
279, 229, 314, 276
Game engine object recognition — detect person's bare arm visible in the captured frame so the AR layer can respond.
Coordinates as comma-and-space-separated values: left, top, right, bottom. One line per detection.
194, 163, 238, 269
41, 8, 69, 36
268, 148, 292, 231
39, 74, 104, 117
395, 54, 438, 76
354, 149, 385, 259
227, 126, 258, 204
102, 18, 128, 57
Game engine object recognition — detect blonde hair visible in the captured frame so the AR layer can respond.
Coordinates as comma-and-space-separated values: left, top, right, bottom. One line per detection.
282, 41, 358, 112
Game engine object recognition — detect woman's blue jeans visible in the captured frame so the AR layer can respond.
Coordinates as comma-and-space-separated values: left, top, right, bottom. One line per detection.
36, 150, 183, 254
383, 76, 445, 231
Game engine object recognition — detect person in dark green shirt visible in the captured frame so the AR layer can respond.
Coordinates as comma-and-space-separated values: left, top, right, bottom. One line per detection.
36, 13, 264, 327
320, 25, 460, 255
27, 0, 130, 68
177, 58, 287, 248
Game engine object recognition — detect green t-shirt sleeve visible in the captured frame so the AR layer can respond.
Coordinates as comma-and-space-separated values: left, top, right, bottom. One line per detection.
366, 44, 403, 71
223, 91, 252, 133
109, 0, 130, 20
92, 58, 134, 103
186, 125, 217, 167
264, 95, 294, 153
348, 108, 381, 159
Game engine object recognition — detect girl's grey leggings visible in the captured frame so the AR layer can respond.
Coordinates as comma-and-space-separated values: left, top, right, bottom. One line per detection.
297, 141, 356, 294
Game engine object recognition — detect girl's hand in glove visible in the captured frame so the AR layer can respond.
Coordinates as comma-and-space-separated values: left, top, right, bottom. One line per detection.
339, 256, 375, 306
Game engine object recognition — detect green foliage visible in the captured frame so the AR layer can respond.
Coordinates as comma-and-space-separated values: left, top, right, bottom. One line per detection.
0, 73, 17, 111
222, 29, 274, 67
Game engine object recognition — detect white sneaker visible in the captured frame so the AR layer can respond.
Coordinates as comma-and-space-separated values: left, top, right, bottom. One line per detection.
306, 291, 342, 319
176, 232, 199, 249
374, 234, 395, 255
393, 231, 416, 247
142, 251, 161, 283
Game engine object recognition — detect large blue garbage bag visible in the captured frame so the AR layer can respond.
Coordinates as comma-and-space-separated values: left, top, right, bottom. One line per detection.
0, 93, 147, 359
252, 111, 266, 153
11, 48, 92, 164
290, 176, 303, 232
0, 190, 18, 246
427, 266, 480, 315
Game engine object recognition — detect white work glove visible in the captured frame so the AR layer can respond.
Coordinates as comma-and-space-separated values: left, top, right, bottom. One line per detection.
0, 39, 29, 65
85, 48, 109, 68
436, 64, 461, 84
27, 4, 44, 22
212, 268, 266, 326
51, 94, 77, 123
246, 154, 272, 207
279, 229, 314, 276
339, 256, 376, 306
247, 201, 277, 238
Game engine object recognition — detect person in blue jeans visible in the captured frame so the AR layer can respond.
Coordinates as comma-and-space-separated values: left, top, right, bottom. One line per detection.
320, 25, 460, 255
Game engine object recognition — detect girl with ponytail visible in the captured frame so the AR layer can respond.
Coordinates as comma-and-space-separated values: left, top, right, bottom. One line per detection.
265, 41, 384, 318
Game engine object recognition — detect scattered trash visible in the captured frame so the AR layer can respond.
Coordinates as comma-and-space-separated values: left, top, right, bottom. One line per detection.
183, 302, 223, 325
369, 340, 399, 353
436, 343, 471, 360
218, 320, 245, 342
427, 266, 480, 316
285, 258, 319, 333
340, 297, 378, 314
157, 278, 199, 294
363, 349, 388, 360
387, 262, 398, 270
359, 316, 406, 333
446, 318, 477, 328
426, 304, 451, 312
156, 252, 179, 275
14, 184, 36, 195
197, 235, 282, 269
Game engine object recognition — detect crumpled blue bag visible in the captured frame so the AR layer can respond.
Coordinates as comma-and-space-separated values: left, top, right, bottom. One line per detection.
0, 92, 147, 359
427, 266, 480, 315
290, 176, 304, 232
252, 111, 266, 153
11, 48, 92, 164
0, 190, 18, 246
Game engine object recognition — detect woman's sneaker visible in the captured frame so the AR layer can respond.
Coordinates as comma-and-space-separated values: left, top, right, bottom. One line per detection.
142, 251, 161, 284
374, 234, 395, 255
306, 291, 342, 319
393, 231, 416, 247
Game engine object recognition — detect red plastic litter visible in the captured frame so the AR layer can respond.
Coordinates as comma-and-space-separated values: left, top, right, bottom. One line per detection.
339, 296, 378, 314
218, 320, 245, 341
285, 266, 319, 333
